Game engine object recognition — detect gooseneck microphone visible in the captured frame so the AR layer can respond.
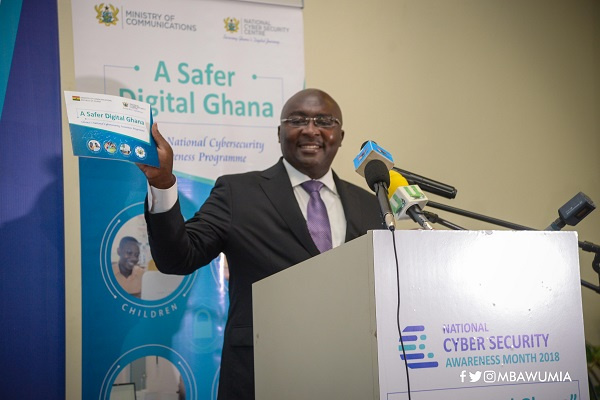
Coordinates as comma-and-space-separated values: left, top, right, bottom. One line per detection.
388, 170, 434, 230
392, 167, 457, 199
354, 140, 395, 231
546, 192, 596, 231
364, 160, 396, 231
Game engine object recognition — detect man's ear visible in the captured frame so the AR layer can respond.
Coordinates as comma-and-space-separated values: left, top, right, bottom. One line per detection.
277, 126, 281, 143
340, 129, 345, 145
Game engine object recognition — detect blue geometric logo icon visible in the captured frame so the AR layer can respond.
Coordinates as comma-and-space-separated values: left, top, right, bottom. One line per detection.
399, 325, 439, 369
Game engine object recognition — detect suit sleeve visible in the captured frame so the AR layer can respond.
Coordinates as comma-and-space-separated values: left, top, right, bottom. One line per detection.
145, 176, 233, 275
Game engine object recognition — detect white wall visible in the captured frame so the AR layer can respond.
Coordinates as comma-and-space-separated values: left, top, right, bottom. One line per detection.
304, 0, 600, 343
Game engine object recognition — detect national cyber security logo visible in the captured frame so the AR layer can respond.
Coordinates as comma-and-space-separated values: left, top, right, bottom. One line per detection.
399, 325, 439, 369
95, 3, 119, 26
222, 16, 291, 40
224, 17, 240, 33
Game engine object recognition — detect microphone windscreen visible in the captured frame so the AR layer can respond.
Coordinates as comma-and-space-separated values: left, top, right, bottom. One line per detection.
388, 170, 409, 198
364, 160, 390, 192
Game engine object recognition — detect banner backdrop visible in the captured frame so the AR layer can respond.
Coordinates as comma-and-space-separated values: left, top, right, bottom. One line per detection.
0, 0, 64, 398
70, 1, 304, 398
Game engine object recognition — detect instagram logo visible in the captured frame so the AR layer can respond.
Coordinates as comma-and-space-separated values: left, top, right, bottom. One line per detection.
484, 371, 496, 382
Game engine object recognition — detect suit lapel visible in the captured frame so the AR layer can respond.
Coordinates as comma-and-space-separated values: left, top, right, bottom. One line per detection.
260, 160, 320, 257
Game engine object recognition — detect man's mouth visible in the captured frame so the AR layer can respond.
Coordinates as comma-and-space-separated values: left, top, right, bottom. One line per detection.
298, 143, 322, 150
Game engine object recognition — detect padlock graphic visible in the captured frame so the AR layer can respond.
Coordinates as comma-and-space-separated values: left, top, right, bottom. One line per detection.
193, 309, 213, 339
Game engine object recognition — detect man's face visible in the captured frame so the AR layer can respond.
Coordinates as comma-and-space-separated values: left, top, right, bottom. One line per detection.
278, 90, 344, 179
118, 241, 140, 271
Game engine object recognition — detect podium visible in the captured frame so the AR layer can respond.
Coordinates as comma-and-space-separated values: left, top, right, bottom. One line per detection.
253, 230, 590, 400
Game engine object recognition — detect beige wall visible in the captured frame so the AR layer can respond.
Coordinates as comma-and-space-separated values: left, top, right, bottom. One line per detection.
58, 0, 81, 396
304, 0, 599, 343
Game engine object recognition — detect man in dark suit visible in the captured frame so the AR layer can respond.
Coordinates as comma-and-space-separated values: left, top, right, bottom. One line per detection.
139, 88, 383, 399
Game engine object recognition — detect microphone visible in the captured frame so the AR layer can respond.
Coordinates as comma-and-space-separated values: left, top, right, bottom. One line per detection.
388, 170, 434, 230
392, 167, 457, 199
389, 167, 409, 188
364, 159, 395, 231
353, 140, 394, 177
580, 241, 600, 254
546, 192, 596, 231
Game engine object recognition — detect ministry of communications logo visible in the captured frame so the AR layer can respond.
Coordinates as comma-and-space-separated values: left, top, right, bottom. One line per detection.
95, 3, 119, 26
224, 17, 240, 33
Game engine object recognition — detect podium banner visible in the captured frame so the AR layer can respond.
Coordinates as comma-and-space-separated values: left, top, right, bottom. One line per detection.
70, 1, 304, 399
374, 230, 589, 400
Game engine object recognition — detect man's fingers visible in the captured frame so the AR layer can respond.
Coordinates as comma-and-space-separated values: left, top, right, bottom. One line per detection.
151, 122, 174, 158
136, 162, 151, 174
151, 123, 168, 147
135, 122, 176, 189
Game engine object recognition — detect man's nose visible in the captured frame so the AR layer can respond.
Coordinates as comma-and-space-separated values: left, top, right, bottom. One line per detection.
301, 119, 320, 135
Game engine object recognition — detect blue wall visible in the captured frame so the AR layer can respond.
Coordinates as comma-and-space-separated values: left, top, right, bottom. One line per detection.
0, 0, 65, 398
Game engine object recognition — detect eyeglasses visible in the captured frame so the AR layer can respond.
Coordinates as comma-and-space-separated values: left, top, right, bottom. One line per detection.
281, 116, 341, 128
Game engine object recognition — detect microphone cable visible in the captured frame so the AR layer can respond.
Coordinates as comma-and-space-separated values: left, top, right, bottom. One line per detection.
390, 229, 412, 400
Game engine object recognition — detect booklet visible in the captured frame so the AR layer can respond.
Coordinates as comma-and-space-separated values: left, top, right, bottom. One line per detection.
64, 91, 159, 167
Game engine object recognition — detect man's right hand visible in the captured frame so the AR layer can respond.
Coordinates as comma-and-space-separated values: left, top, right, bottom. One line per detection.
137, 123, 176, 189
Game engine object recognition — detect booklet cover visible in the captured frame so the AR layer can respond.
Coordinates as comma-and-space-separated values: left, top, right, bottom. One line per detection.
64, 91, 159, 167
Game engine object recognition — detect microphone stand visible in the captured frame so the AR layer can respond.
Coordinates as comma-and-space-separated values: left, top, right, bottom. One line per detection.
423, 201, 600, 295
428, 201, 535, 231
421, 211, 466, 231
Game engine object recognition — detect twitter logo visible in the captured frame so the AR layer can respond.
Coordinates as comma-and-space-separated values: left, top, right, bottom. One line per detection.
469, 371, 482, 382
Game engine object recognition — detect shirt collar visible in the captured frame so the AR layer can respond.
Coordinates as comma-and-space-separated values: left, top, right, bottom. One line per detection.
282, 158, 338, 195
